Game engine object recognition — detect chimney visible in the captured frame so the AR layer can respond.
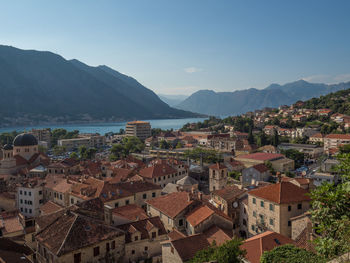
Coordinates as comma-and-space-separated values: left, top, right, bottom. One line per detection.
104, 205, 113, 225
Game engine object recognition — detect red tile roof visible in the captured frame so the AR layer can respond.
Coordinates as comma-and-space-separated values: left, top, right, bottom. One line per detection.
170, 234, 210, 262
209, 163, 227, 170
168, 229, 187, 241
237, 153, 284, 161
139, 163, 177, 179
40, 201, 64, 215
203, 225, 233, 246
145, 192, 194, 219
248, 181, 311, 204
212, 185, 246, 201
241, 231, 296, 263
186, 205, 214, 227
112, 204, 148, 221
252, 163, 269, 173
310, 133, 323, 138
324, 134, 350, 139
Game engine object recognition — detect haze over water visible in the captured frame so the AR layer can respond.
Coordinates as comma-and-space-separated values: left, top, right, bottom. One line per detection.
0, 118, 207, 134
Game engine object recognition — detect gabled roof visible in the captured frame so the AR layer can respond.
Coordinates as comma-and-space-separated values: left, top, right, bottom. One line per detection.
252, 163, 270, 173
209, 163, 227, 170
212, 185, 246, 201
203, 225, 233, 246
248, 182, 311, 204
112, 204, 148, 221
170, 234, 210, 262
117, 217, 166, 243
241, 231, 296, 263
36, 211, 124, 256
186, 205, 214, 227
176, 175, 198, 186
40, 201, 64, 215
139, 163, 177, 179
145, 192, 194, 219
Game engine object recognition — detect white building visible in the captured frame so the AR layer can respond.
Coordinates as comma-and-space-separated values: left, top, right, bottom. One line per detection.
17, 180, 44, 218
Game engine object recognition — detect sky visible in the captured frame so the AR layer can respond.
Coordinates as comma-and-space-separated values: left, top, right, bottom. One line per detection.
1, 0, 350, 95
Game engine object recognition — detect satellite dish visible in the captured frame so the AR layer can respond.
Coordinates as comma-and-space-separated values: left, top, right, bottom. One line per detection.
233, 202, 238, 208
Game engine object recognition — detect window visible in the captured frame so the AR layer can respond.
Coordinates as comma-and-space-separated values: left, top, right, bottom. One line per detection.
131, 250, 135, 255
152, 232, 156, 238
71, 198, 74, 204
29, 209, 32, 214
243, 219, 247, 226
125, 200, 129, 205
269, 218, 274, 226
115, 202, 119, 208
20, 199, 23, 204
143, 193, 147, 199
251, 225, 255, 231
145, 246, 148, 251
244, 208, 246, 214
288, 220, 291, 227
74, 253, 81, 263
93, 246, 100, 257
179, 219, 183, 226
288, 205, 291, 211
39, 191, 42, 195
25, 208, 27, 213
253, 211, 256, 217
252, 198, 256, 204
24, 191, 27, 196
39, 199, 43, 204
297, 203, 302, 210
152, 192, 156, 198
269, 204, 274, 211
106, 242, 110, 252
111, 240, 115, 250
20, 190, 23, 195
134, 236, 139, 241
28, 191, 31, 196
60, 194, 62, 200
260, 201, 264, 207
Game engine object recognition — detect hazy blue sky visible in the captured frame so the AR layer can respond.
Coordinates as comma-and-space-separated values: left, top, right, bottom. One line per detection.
1, 0, 350, 95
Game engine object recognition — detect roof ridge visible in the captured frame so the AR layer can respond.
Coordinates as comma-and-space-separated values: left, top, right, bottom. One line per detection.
56, 212, 78, 256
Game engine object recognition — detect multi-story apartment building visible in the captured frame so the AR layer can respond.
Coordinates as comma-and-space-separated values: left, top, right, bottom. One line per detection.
247, 181, 311, 238
57, 134, 106, 151
17, 179, 45, 218
125, 121, 151, 140
323, 134, 350, 154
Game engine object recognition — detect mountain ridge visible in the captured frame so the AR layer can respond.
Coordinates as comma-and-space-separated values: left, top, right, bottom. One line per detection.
176, 80, 350, 116
0, 45, 201, 127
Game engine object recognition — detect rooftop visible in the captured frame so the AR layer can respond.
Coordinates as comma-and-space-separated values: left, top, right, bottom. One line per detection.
237, 152, 284, 161
248, 181, 311, 204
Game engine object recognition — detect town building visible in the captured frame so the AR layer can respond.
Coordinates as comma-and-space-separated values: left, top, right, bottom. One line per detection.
242, 164, 271, 187
235, 153, 294, 173
17, 179, 45, 218
209, 163, 228, 192
30, 128, 51, 148
57, 133, 106, 151
247, 181, 311, 238
125, 121, 151, 140
278, 143, 324, 159
323, 134, 350, 154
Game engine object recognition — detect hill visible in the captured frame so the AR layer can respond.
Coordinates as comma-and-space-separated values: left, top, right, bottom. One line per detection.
0, 45, 200, 127
158, 94, 188, 107
176, 80, 350, 116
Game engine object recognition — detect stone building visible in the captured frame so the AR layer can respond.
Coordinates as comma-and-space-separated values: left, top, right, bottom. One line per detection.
247, 181, 311, 238
209, 163, 227, 192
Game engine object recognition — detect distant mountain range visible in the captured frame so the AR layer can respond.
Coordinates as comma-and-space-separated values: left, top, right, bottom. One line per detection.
176, 80, 350, 116
158, 94, 188, 107
0, 45, 200, 127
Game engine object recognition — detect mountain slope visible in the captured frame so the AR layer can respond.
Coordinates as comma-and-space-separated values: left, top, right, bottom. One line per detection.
158, 94, 188, 106
176, 80, 350, 116
0, 45, 199, 126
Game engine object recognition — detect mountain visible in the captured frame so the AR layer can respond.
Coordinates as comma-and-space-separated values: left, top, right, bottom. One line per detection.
158, 94, 188, 107
176, 80, 350, 116
0, 45, 200, 126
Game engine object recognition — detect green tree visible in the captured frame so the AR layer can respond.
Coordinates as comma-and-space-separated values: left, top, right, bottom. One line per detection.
248, 127, 255, 145
272, 129, 279, 147
189, 239, 246, 263
281, 149, 304, 168
53, 145, 66, 156
38, 145, 47, 154
159, 140, 169, 149
78, 146, 87, 159
86, 148, 97, 159
260, 244, 325, 263
309, 153, 350, 259
69, 152, 79, 160
184, 147, 222, 164
176, 141, 183, 149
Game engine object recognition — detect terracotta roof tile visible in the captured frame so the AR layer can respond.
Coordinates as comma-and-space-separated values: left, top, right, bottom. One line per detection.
212, 185, 247, 201
209, 163, 227, 170
40, 201, 64, 215
241, 231, 296, 263
168, 229, 187, 241
252, 163, 269, 173
186, 205, 214, 227
170, 234, 210, 262
203, 225, 233, 246
248, 182, 311, 204
325, 134, 350, 139
145, 192, 194, 219
112, 204, 148, 221
139, 163, 177, 179
237, 152, 284, 161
